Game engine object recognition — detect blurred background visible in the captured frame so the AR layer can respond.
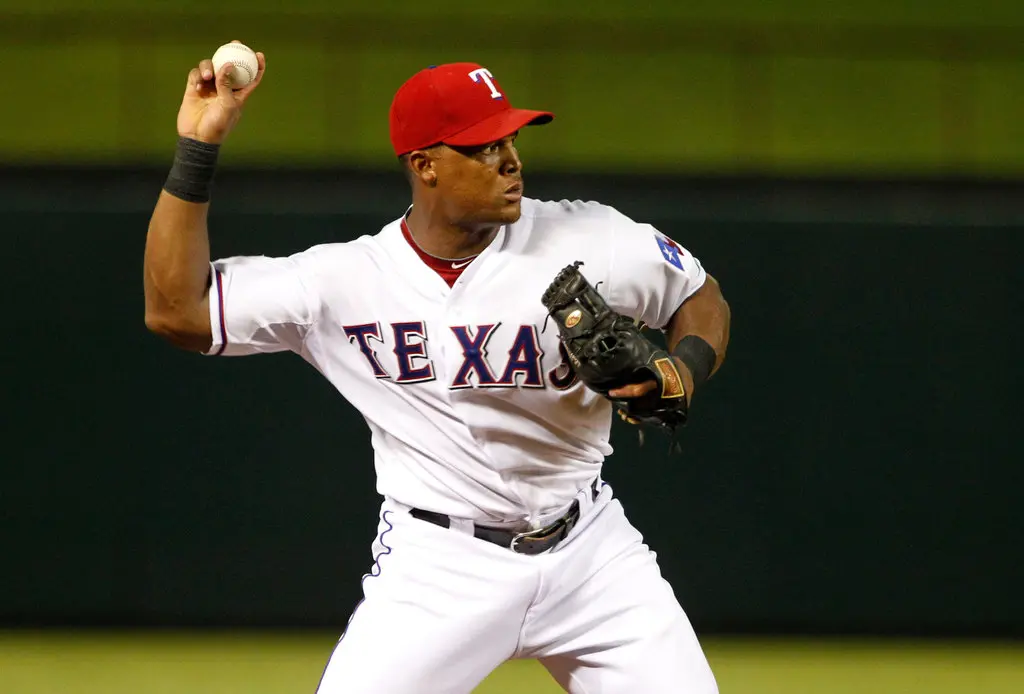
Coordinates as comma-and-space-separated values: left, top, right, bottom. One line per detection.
2, 1, 1022, 692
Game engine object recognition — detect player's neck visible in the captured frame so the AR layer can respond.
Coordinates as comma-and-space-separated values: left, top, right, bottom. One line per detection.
405, 205, 499, 260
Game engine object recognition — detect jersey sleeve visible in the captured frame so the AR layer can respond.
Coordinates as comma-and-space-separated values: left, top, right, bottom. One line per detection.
206, 253, 321, 357
605, 212, 707, 331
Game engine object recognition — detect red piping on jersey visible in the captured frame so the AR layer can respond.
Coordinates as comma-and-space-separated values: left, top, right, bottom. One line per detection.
214, 269, 227, 356
400, 217, 477, 288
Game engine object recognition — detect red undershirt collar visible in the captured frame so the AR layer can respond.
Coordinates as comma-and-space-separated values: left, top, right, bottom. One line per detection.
400, 216, 479, 288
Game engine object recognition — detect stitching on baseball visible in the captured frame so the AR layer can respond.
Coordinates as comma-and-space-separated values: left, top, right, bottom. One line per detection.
231, 62, 255, 82
221, 51, 256, 83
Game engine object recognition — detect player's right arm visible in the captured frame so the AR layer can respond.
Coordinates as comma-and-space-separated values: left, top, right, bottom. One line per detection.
143, 45, 266, 353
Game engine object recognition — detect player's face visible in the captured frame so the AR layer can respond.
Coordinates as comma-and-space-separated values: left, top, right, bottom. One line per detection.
435, 132, 524, 229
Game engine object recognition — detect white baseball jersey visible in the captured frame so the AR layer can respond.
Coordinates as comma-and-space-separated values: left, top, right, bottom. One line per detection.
206, 198, 706, 524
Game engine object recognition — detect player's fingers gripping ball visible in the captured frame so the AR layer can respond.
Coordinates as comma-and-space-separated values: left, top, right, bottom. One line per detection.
541, 262, 688, 431
212, 42, 258, 89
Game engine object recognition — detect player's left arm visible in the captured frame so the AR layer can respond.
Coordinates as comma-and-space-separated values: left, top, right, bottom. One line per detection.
601, 211, 731, 405
662, 274, 731, 401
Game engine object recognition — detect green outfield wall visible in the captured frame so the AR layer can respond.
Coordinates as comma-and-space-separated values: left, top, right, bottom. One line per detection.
2, 169, 1020, 635
1, 0, 1023, 174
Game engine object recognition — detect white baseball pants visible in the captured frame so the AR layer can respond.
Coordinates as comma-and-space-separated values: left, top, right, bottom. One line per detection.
315, 482, 718, 693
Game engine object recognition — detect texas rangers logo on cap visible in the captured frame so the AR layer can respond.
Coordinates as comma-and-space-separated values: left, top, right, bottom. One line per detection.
389, 62, 555, 156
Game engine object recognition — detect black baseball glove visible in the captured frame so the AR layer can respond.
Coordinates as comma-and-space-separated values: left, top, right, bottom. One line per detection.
541, 261, 688, 431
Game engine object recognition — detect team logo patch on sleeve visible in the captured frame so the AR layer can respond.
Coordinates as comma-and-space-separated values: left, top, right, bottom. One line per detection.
655, 234, 685, 270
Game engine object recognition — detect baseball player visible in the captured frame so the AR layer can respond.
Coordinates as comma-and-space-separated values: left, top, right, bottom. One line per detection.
144, 49, 731, 694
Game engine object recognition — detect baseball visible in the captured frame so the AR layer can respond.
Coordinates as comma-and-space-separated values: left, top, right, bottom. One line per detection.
212, 42, 258, 89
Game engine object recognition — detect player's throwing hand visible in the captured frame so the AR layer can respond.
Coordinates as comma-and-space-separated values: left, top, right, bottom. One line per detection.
178, 41, 266, 145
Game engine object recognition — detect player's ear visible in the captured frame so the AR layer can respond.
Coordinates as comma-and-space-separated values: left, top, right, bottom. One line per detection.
407, 149, 438, 188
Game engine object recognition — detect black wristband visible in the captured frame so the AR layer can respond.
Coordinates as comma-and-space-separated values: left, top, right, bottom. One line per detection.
163, 136, 221, 203
671, 335, 717, 389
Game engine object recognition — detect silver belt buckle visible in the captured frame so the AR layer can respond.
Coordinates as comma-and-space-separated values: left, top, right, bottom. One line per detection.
512, 519, 577, 556
510, 525, 551, 554
510, 504, 578, 554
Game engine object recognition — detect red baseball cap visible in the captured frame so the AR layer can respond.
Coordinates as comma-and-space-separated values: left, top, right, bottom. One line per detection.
389, 62, 554, 156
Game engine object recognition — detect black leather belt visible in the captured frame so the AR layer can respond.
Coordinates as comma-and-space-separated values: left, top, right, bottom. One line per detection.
410, 480, 600, 556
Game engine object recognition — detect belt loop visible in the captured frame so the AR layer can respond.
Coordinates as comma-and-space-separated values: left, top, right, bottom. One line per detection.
449, 517, 475, 536
583, 476, 603, 516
